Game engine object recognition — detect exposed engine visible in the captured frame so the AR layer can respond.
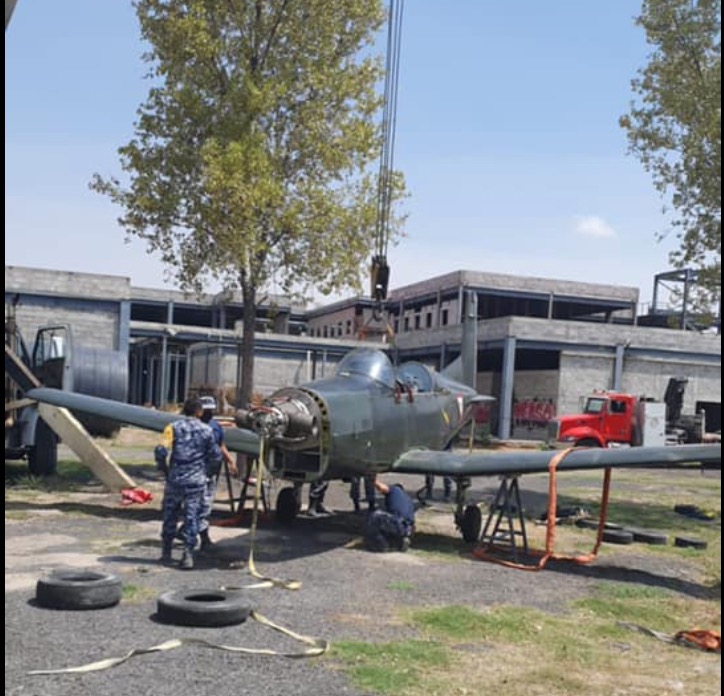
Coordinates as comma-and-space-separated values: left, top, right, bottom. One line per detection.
235, 388, 322, 450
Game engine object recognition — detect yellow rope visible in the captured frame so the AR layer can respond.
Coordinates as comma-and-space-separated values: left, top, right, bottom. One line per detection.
224, 433, 301, 591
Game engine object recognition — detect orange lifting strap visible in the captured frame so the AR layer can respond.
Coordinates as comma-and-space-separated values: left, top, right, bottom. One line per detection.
472, 447, 613, 571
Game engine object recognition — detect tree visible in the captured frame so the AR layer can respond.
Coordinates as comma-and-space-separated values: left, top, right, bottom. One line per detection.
91, 0, 406, 405
620, 0, 721, 316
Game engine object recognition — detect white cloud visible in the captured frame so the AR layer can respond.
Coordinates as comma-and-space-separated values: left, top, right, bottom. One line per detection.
572, 215, 616, 239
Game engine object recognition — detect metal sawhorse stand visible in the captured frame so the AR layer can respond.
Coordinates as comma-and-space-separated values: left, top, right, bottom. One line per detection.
478, 475, 529, 561
223, 455, 270, 515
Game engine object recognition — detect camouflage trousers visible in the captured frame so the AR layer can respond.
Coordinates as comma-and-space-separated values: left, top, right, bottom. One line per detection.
364, 510, 412, 552
161, 481, 205, 552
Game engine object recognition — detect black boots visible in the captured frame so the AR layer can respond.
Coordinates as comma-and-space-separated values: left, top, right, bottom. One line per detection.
160, 544, 173, 565
199, 528, 215, 552
307, 499, 332, 516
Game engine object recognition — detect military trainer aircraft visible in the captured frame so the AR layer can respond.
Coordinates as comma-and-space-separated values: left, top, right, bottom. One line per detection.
18, 291, 721, 545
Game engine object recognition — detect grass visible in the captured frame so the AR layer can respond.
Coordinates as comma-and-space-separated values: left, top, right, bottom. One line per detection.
330, 468, 720, 696
121, 583, 158, 603
331, 589, 721, 696
331, 640, 450, 695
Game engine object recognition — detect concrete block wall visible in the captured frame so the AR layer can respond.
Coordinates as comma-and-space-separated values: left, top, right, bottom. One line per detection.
5, 266, 129, 351
620, 357, 721, 412
187, 344, 345, 404
559, 352, 721, 416
6, 295, 121, 351
558, 353, 618, 414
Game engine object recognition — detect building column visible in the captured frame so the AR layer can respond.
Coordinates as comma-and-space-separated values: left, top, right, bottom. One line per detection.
498, 335, 517, 440
159, 335, 168, 408
612, 343, 626, 391
118, 300, 131, 353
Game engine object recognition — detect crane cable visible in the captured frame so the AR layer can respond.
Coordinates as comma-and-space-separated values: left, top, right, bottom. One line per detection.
371, 0, 405, 308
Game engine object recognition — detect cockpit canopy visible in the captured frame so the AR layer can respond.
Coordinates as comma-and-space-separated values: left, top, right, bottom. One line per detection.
336, 348, 444, 394
336, 348, 396, 388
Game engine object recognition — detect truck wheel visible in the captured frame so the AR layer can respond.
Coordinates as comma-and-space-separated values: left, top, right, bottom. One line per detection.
156, 589, 251, 627
576, 438, 600, 448
36, 570, 122, 610
27, 418, 58, 477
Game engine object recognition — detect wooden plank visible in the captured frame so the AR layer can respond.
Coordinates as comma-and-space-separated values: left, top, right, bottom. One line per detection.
37, 403, 136, 491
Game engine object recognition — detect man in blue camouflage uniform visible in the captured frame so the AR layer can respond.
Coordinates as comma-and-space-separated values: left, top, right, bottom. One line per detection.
364, 476, 416, 552
198, 396, 237, 551
155, 397, 221, 570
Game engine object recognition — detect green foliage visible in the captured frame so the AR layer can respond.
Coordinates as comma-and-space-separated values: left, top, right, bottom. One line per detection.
91, 0, 407, 404
620, 0, 721, 306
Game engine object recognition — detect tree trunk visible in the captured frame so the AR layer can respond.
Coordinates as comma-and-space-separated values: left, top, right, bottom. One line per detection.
238, 281, 257, 408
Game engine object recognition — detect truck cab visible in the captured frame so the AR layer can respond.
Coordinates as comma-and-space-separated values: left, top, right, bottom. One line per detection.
550, 391, 639, 447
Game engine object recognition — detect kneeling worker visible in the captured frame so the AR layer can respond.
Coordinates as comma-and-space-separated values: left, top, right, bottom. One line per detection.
364, 476, 415, 552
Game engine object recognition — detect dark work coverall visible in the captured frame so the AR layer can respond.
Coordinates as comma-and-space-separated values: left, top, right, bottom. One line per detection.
364, 484, 415, 552
157, 418, 221, 555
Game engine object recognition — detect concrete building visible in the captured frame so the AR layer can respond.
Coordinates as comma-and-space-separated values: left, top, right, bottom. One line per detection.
5, 265, 720, 438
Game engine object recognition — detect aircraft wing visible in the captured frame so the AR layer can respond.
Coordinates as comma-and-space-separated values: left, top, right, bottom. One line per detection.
392, 443, 721, 477
26, 387, 260, 456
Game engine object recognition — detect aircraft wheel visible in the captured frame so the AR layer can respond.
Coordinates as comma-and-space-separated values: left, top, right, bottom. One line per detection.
460, 504, 482, 543
276, 486, 300, 525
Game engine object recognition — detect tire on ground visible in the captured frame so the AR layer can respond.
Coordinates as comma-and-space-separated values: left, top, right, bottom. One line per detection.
628, 528, 668, 545
575, 518, 623, 531
156, 589, 251, 627
601, 529, 634, 545
674, 536, 708, 550
35, 569, 122, 610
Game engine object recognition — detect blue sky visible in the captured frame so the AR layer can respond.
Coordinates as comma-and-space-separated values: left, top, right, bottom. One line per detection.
5, 1, 678, 310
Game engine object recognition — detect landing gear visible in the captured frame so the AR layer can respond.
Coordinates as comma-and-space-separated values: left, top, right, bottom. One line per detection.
275, 486, 300, 525
452, 477, 483, 543
459, 505, 482, 543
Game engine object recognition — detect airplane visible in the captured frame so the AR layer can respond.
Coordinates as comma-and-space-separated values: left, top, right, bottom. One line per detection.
16, 290, 722, 547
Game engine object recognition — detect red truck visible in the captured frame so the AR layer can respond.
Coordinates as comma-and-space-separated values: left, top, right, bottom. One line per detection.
548, 378, 712, 448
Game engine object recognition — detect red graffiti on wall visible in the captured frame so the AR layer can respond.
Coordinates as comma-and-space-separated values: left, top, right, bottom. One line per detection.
513, 398, 556, 429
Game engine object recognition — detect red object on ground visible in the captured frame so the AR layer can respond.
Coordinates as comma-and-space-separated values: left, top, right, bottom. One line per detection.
120, 488, 153, 505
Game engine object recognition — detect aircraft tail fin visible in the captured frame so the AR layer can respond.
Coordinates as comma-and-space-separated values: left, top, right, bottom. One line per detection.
441, 290, 478, 389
